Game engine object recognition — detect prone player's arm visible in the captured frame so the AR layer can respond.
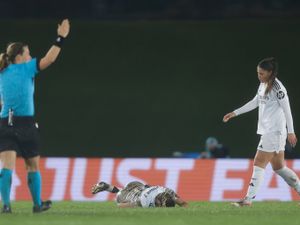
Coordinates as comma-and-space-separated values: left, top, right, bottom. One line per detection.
39, 19, 70, 71
174, 194, 188, 207
117, 202, 140, 208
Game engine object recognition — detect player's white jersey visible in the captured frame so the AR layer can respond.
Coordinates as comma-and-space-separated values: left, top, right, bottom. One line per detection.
116, 184, 146, 205
140, 186, 175, 208
234, 78, 294, 135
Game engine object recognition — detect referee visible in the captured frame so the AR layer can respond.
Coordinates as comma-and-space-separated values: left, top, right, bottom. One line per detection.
0, 19, 70, 213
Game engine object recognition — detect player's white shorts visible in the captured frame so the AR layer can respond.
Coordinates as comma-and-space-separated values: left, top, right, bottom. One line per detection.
257, 131, 287, 153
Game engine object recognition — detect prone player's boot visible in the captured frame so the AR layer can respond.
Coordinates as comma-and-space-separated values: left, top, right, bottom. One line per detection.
91, 181, 110, 194
231, 198, 252, 207
33, 200, 52, 213
1, 205, 12, 214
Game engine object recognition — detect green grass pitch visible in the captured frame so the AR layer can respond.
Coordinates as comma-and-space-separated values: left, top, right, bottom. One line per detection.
1, 201, 300, 225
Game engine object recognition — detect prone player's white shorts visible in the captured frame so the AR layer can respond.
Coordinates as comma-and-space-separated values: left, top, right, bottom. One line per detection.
257, 131, 287, 153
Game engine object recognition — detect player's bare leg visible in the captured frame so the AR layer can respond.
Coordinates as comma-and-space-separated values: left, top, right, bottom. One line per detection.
91, 181, 120, 194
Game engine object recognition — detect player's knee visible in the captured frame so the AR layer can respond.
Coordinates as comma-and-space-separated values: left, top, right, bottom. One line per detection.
0, 151, 17, 169
25, 164, 39, 172
253, 158, 268, 168
1, 161, 15, 170
24, 158, 40, 172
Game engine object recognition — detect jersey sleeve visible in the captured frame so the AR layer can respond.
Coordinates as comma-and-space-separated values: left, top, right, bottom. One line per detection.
233, 95, 259, 116
275, 86, 295, 133
24, 58, 39, 77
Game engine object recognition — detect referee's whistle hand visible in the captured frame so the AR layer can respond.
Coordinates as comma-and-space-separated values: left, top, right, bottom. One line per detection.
57, 19, 70, 38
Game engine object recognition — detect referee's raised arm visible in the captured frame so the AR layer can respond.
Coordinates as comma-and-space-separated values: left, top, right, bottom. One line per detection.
39, 19, 70, 71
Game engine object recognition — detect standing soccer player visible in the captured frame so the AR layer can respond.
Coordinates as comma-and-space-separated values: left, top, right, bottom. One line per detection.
223, 57, 298, 206
0, 19, 70, 213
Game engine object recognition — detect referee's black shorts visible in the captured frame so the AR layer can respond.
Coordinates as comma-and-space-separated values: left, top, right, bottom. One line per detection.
0, 116, 40, 159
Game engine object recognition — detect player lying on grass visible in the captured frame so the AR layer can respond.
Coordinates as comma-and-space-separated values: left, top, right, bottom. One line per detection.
92, 181, 188, 208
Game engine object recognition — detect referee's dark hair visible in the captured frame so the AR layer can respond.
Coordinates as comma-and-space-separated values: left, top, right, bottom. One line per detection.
0, 42, 27, 71
258, 57, 278, 95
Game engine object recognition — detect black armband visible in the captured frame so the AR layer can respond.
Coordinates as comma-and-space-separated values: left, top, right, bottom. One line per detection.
54, 35, 65, 48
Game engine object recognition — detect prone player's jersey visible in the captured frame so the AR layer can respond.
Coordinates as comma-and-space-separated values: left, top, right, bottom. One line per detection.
116, 184, 146, 205
124, 187, 144, 204
140, 186, 176, 208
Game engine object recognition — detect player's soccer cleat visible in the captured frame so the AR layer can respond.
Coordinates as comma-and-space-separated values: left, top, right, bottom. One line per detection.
33, 200, 52, 213
231, 198, 252, 207
1, 205, 12, 214
91, 181, 109, 194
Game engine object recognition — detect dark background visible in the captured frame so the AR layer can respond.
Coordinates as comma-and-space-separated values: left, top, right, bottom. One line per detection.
0, 1, 299, 158
1, 0, 300, 19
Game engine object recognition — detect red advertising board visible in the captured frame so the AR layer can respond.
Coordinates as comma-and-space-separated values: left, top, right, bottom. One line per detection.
2, 158, 300, 201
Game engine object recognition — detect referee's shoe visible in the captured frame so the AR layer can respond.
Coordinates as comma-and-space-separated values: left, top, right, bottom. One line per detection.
33, 200, 52, 213
2, 205, 12, 213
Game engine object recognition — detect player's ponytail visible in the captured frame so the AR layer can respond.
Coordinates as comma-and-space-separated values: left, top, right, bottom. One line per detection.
0, 42, 27, 72
258, 57, 278, 95
0, 52, 9, 72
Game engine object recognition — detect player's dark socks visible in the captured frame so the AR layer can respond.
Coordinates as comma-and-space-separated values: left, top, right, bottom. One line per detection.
0, 168, 13, 207
111, 186, 120, 193
27, 171, 42, 207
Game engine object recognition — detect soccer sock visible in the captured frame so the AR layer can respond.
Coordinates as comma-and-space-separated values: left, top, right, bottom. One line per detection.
27, 171, 42, 207
0, 168, 13, 207
275, 166, 300, 194
245, 166, 265, 201
107, 185, 120, 193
